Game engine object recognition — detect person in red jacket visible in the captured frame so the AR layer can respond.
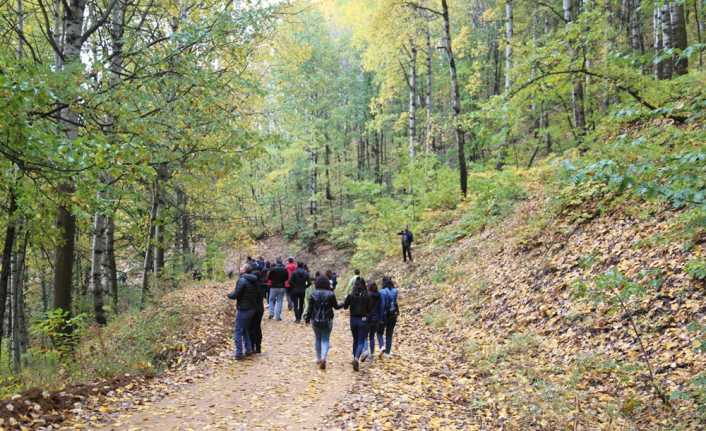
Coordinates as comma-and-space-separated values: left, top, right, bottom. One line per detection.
285, 256, 297, 311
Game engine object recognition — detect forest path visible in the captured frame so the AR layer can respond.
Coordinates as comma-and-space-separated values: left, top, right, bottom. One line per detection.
94, 313, 355, 431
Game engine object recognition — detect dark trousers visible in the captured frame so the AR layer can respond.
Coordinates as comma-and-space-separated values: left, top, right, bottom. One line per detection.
234, 308, 255, 357
402, 245, 412, 262
249, 308, 264, 352
384, 314, 397, 354
369, 321, 384, 354
349, 316, 368, 359
291, 291, 306, 321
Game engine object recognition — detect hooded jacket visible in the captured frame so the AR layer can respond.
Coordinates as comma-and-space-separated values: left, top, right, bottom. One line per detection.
228, 273, 260, 310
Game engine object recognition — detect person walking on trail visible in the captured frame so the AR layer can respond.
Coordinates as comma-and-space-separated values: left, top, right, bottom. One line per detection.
326, 270, 338, 291
346, 269, 361, 296
397, 226, 414, 262
227, 264, 260, 360
285, 257, 297, 311
379, 276, 400, 356
342, 277, 371, 371
304, 275, 341, 369
250, 265, 267, 354
267, 258, 289, 320
289, 262, 310, 323
364, 281, 384, 360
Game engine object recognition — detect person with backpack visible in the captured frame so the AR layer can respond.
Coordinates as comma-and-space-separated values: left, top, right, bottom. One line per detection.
397, 226, 414, 262
289, 262, 310, 323
341, 277, 371, 371
379, 276, 399, 356
267, 258, 289, 320
227, 264, 260, 360
249, 268, 267, 354
364, 281, 385, 360
304, 275, 341, 369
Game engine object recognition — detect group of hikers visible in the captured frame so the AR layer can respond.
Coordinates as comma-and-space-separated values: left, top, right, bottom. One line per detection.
227, 256, 400, 371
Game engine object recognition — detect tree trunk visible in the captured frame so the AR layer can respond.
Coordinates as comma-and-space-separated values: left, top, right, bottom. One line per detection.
670, 1, 688, 75
104, 216, 118, 312
505, 0, 513, 92
141, 180, 159, 309
660, 2, 674, 79
441, 0, 468, 197
90, 210, 107, 324
625, 0, 645, 54
0, 193, 17, 347
176, 186, 191, 273
654, 5, 665, 78
11, 229, 28, 371
563, 0, 586, 134
407, 39, 417, 159
424, 22, 434, 152
694, 0, 703, 70
53, 0, 89, 318
153, 164, 168, 278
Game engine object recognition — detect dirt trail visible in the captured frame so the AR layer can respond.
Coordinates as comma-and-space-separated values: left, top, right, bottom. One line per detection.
93, 315, 354, 431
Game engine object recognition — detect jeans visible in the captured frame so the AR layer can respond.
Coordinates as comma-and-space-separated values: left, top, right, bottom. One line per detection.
365, 321, 384, 355
384, 314, 397, 354
234, 308, 255, 357
268, 288, 285, 319
291, 291, 305, 321
286, 290, 294, 310
349, 316, 368, 359
313, 321, 333, 362
249, 308, 264, 352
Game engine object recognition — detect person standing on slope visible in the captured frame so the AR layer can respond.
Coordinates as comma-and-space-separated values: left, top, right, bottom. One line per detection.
289, 262, 310, 323
379, 276, 400, 357
285, 257, 297, 312
249, 264, 267, 354
267, 258, 289, 320
341, 277, 371, 371
326, 270, 338, 291
397, 226, 414, 263
304, 275, 342, 369
227, 264, 260, 360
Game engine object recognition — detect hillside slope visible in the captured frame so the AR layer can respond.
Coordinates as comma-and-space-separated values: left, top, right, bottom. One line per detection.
329, 191, 705, 429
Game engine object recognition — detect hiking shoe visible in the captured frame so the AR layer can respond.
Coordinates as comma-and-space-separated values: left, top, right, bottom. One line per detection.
320, 360, 326, 370
268, 315, 274, 320
352, 359, 359, 371
234, 355, 245, 361
378, 350, 385, 359
360, 351, 369, 362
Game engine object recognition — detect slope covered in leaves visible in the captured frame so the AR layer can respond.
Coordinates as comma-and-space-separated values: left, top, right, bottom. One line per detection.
328, 169, 705, 428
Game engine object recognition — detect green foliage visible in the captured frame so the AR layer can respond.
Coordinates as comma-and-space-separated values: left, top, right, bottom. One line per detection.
685, 258, 706, 282
434, 171, 526, 245
30, 310, 88, 355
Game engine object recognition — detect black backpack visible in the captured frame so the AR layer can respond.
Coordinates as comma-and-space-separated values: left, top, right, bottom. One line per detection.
311, 296, 330, 328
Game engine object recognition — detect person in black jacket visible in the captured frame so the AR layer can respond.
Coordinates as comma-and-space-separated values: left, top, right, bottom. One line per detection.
249, 264, 268, 354
267, 259, 289, 320
364, 281, 384, 360
397, 226, 414, 262
289, 262, 310, 323
304, 275, 341, 369
342, 277, 371, 371
227, 264, 260, 359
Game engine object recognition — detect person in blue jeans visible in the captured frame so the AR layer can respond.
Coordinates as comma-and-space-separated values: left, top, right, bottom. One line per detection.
342, 277, 371, 371
304, 275, 341, 369
267, 259, 289, 320
379, 276, 399, 356
227, 264, 260, 359
363, 281, 384, 360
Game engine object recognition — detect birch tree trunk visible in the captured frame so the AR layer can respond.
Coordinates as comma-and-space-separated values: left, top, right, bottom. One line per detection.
424, 21, 433, 152
654, 5, 665, 78
441, 0, 468, 196
90, 210, 107, 324
670, 1, 688, 76
563, 0, 587, 134
660, 2, 674, 79
407, 39, 417, 159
